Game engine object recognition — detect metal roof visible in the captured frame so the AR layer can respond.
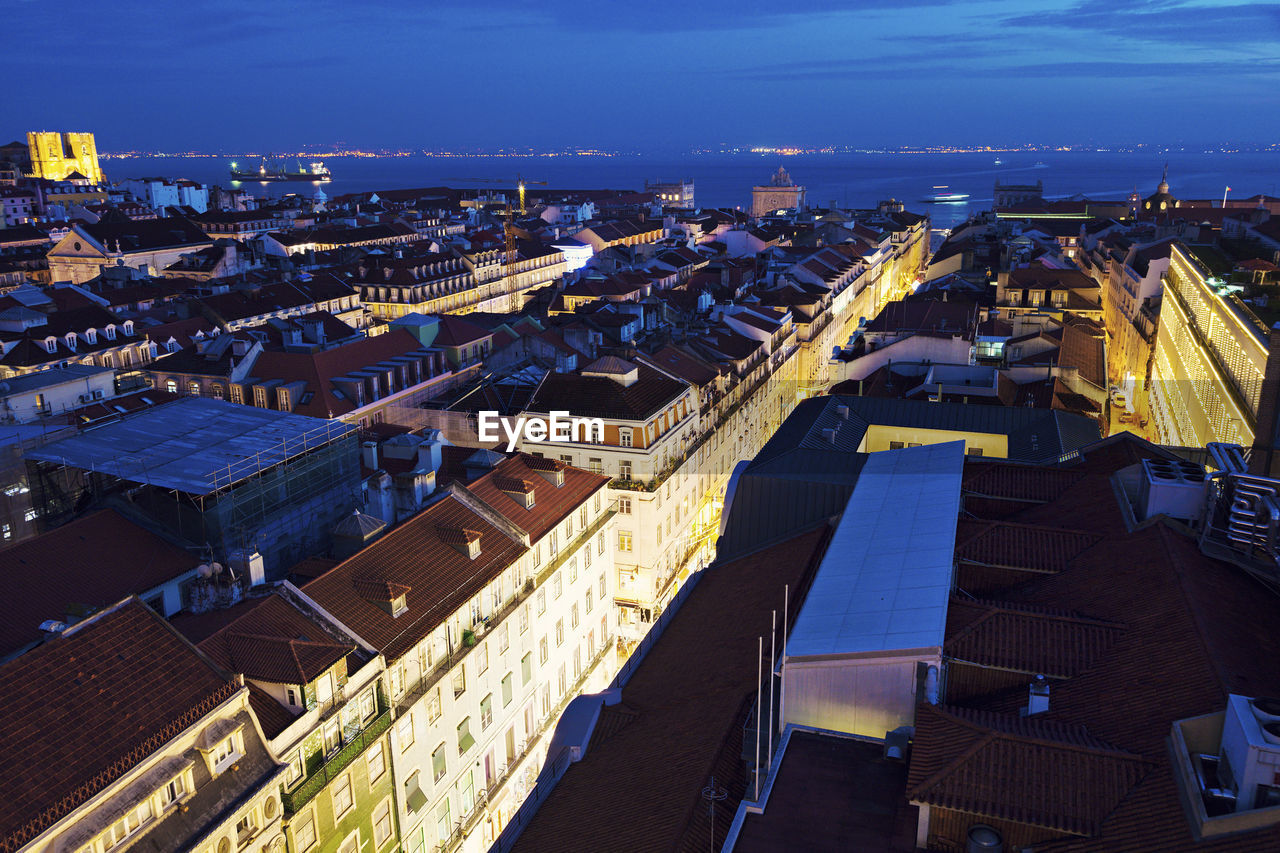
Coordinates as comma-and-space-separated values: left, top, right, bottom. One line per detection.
785, 441, 964, 659
26, 397, 354, 495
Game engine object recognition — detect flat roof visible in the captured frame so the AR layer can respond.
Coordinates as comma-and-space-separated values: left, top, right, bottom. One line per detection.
0, 363, 113, 395
785, 442, 964, 659
26, 397, 354, 494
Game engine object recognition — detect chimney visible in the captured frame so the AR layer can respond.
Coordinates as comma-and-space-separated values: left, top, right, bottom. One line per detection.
361, 441, 379, 470
417, 436, 444, 474
1026, 674, 1050, 716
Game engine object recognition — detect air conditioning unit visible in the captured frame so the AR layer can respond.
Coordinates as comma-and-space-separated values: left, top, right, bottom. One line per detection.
1137, 458, 1208, 522
1220, 694, 1280, 811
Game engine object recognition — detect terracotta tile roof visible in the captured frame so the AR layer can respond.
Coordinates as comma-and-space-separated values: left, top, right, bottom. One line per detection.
198, 595, 355, 685
512, 525, 833, 853
435, 524, 482, 545
0, 509, 201, 658
302, 488, 528, 661
922, 439, 1280, 850
945, 596, 1125, 680
0, 599, 238, 850
955, 519, 1101, 573
907, 703, 1152, 837
432, 314, 492, 347
468, 454, 610, 543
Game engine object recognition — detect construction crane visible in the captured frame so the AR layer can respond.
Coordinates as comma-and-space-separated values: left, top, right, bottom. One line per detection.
444, 175, 547, 215
445, 176, 548, 272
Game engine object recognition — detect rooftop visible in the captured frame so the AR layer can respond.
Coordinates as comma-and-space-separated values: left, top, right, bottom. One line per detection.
25, 397, 354, 494
786, 442, 963, 659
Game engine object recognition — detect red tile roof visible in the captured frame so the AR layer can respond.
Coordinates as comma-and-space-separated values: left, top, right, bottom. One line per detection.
907, 703, 1152, 837
198, 594, 354, 685
302, 488, 528, 661
468, 454, 610, 543
0, 509, 201, 658
0, 599, 238, 850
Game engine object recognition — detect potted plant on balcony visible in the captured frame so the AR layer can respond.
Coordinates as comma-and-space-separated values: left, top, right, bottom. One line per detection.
461, 628, 477, 647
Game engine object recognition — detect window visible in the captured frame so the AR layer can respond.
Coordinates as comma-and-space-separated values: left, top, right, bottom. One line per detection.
427, 686, 442, 722
287, 752, 304, 785
452, 665, 466, 698
548, 529, 558, 558
100, 800, 154, 850
501, 673, 514, 707
555, 619, 565, 646
213, 734, 238, 769
594, 493, 601, 513
294, 812, 317, 851
571, 604, 580, 629
519, 603, 529, 634
332, 773, 354, 817
620, 460, 633, 480
166, 379, 178, 394
619, 428, 632, 447
553, 572, 562, 599
398, 713, 415, 750
433, 743, 447, 781
367, 739, 387, 783
360, 688, 376, 720
536, 588, 546, 615
374, 797, 394, 846
569, 556, 578, 583
618, 530, 633, 552
588, 456, 603, 474
458, 717, 475, 754
889, 440, 904, 450
558, 664, 567, 697
967, 446, 984, 457
160, 773, 186, 807
580, 505, 588, 529
481, 694, 493, 729
584, 542, 592, 569
586, 588, 594, 614
540, 636, 549, 664
477, 643, 489, 675
541, 683, 551, 716
498, 623, 509, 654
522, 652, 533, 684
618, 496, 632, 514
597, 531, 606, 555
324, 719, 341, 755
436, 799, 452, 844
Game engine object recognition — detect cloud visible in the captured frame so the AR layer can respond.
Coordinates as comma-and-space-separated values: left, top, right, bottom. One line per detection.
1000, 0, 1280, 46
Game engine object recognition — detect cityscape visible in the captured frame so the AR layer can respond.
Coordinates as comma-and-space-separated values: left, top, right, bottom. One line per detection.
3, 3, 1280, 853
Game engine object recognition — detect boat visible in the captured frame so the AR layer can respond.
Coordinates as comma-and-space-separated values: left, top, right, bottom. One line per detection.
1033, 161, 1048, 168
922, 186, 970, 203
993, 157, 1003, 165
230, 158, 331, 182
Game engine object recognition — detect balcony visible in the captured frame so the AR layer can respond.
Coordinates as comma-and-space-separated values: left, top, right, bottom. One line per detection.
281, 694, 392, 814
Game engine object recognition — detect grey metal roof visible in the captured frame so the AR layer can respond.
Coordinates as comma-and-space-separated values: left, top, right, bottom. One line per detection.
26, 397, 354, 495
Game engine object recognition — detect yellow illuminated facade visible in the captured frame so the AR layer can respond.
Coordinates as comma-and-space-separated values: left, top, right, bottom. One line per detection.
1148, 245, 1266, 448
27, 131, 104, 183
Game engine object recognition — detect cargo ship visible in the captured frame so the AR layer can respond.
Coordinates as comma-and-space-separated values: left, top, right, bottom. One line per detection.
230, 158, 331, 182
921, 186, 970, 203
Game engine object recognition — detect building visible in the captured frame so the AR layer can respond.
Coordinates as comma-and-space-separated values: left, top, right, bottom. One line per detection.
0, 186, 39, 227
644, 178, 695, 209
46, 218, 214, 284
192, 588, 397, 853
302, 455, 617, 853
993, 179, 1044, 209
25, 130, 103, 183
123, 177, 211, 213
752, 167, 806, 217
0, 597, 287, 853
1149, 243, 1268, 449
0, 363, 116, 422
25, 397, 360, 575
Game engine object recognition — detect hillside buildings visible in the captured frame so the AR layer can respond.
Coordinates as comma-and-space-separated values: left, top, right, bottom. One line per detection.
751, 167, 805, 217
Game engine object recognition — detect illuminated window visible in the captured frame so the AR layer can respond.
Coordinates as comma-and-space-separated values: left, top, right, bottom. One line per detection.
619, 530, 632, 552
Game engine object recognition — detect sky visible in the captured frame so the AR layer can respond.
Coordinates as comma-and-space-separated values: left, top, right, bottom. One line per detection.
4, 0, 1278, 152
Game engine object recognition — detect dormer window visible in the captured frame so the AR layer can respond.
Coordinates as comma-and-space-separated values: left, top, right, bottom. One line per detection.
44, 337, 57, 354
123, 320, 135, 336
104, 324, 116, 340
64, 332, 77, 351
392, 594, 408, 616
84, 328, 97, 344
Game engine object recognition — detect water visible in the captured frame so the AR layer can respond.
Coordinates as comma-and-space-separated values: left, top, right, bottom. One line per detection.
104, 151, 1280, 231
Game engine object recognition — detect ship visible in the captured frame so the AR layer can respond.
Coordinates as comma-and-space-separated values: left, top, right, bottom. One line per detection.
993, 157, 1003, 165
921, 186, 970, 203
230, 158, 331, 182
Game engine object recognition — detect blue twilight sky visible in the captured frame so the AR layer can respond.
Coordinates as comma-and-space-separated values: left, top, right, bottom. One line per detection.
4, 0, 1278, 152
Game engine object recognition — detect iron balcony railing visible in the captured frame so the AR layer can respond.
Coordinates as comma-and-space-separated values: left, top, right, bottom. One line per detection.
282, 699, 392, 814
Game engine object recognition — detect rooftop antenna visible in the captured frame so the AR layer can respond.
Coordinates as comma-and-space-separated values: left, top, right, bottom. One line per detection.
701, 775, 728, 853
